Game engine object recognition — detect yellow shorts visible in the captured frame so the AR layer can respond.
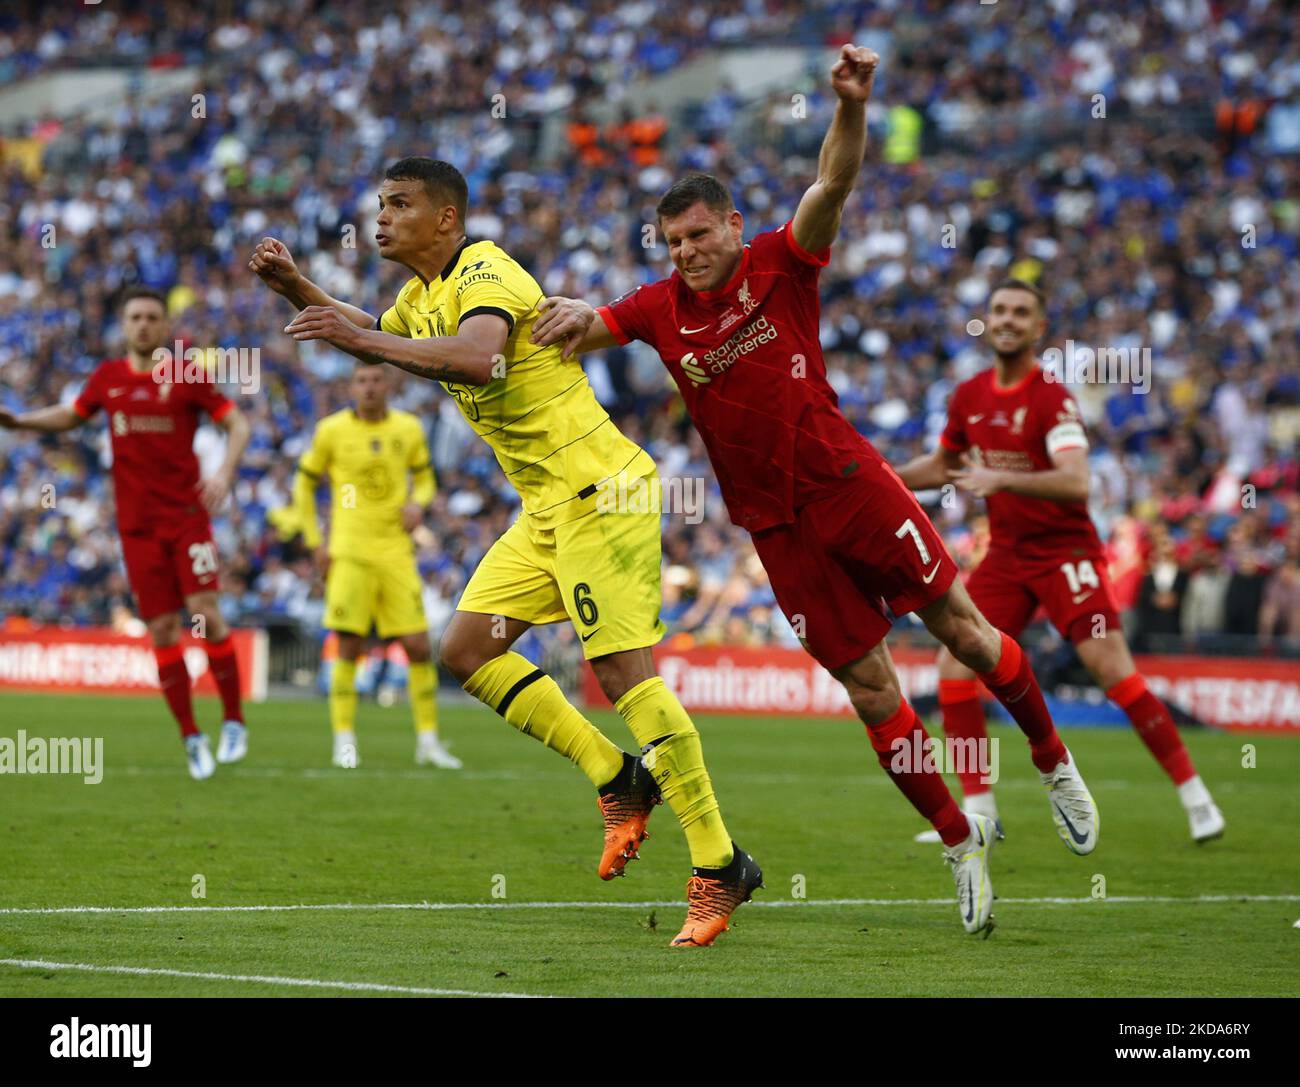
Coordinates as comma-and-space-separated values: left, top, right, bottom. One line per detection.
324, 555, 427, 639
457, 500, 666, 660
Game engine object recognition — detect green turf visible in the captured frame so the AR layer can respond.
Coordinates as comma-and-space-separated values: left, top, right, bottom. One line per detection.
0, 691, 1296, 997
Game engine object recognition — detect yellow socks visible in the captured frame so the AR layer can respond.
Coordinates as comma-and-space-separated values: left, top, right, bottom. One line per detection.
463, 652, 623, 787
615, 677, 732, 868
330, 657, 357, 734
408, 660, 438, 736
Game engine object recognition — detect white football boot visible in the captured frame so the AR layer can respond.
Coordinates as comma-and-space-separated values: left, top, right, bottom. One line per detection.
915, 790, 1002, 844
332, 730, 360, 769
216, 721, 248, 764
415, 733, 462, 769
1178, 776, 1225, 843
185, 733, 216, 781
1041, 748, 1099, 854
944, 813, 998, 936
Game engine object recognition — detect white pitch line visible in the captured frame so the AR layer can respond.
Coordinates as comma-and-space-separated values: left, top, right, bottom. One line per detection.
1, 893, 1296, 916
0, 958, 543, 998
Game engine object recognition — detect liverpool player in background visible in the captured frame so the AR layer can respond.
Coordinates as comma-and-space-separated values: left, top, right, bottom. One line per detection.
895, 280, 1225, 843
531, 46, 1098, 937
0, 287, 252, 780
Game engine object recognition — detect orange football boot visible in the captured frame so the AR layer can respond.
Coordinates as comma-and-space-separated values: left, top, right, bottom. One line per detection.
670, 843, 763, 948
597, 753, 662, 880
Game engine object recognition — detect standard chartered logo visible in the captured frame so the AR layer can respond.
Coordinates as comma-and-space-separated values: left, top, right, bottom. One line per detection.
680, 353, 711, 386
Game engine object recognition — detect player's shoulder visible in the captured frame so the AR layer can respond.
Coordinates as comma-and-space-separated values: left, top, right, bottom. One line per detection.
89, 357, 126, 380
316, 408, 355, 435
388, 408, 425, 434
455, 239, 521, 280
1029, 365, 1079, 408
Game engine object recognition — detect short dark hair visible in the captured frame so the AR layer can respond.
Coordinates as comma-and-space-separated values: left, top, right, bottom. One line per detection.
385, 157, 468, 227
656, 173, 734, 222
989, 278, 1046, 311
119, 286, 166, 312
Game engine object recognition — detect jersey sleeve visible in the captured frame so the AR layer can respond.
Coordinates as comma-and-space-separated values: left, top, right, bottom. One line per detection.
379, 301, 410, 337
597, 283, 659, 348
760, 220, 832, 280
939, 385, 969, 452
294, 422, 332, 548
298, 419, 332, 479
72, 367, 104, 419
453, 259, 534, 334
1039, 382, 1089, 457
407, 420, 436, 505
188, 374, 235, 422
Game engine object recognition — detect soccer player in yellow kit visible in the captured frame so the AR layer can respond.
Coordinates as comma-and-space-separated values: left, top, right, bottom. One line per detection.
250, 157, 759, 946
289, 363, 461, 770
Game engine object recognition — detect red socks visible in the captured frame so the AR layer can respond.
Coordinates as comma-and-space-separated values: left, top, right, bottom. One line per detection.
938, 678, 991, 799
154, 645, 198, 738
206, 636, 245, 724
978, 632, 1067, 774
865, 701, 970, 847
1108, 673, 1195, 784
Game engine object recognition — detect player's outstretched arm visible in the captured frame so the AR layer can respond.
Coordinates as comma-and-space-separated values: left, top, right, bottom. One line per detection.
790, 45, 878, 255
895, 445, 962, 491
529, 297, 619, 359
249, 237, 378, 331
284, 308, 505, 385
0, 405, 83, 433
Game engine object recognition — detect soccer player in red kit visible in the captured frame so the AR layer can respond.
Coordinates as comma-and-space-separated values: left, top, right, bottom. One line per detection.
0, 288, 252, 780
896, 280, 1225, 843
531, 47, 1099, 936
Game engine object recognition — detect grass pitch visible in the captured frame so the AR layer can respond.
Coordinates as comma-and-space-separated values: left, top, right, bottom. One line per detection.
0, 691, 1296, 997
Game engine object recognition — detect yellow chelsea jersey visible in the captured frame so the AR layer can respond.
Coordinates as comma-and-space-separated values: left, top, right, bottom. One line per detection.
379, 238, 652, 530
297, 408, 435, 562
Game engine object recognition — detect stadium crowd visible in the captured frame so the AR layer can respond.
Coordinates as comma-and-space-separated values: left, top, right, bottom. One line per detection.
1, 0, 1298, 670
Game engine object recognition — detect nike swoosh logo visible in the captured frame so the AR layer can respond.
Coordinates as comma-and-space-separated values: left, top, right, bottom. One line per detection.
967, 414, 985, 423
963, 874, 974, 923
580, 629, 601, 642
1053, 799, 1090, 845
679, 324, 709, 335
1072, 591, 1093, 604
922, 561, 942, 584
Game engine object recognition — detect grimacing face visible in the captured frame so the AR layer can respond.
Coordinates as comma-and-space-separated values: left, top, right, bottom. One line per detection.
375, 178, 455, 263
660, 201, 745, 293
986, 287, 1046, 358
122, 299, 168, 356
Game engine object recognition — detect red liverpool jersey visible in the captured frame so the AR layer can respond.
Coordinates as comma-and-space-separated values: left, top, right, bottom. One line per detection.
598, 220, 874, 532
73, 358, 234, 534
939, 365, 1101, 561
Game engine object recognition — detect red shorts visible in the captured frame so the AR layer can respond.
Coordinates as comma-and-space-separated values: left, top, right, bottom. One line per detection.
120, 515, 221, 620
966, 548, 1122, 644
752, 462, 957, 670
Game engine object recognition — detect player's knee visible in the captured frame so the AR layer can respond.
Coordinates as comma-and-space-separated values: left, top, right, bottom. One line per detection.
438, 630, 493, 684
839, 673, 901, 726
403, 632, 432, 663
148, 614, 181, 647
